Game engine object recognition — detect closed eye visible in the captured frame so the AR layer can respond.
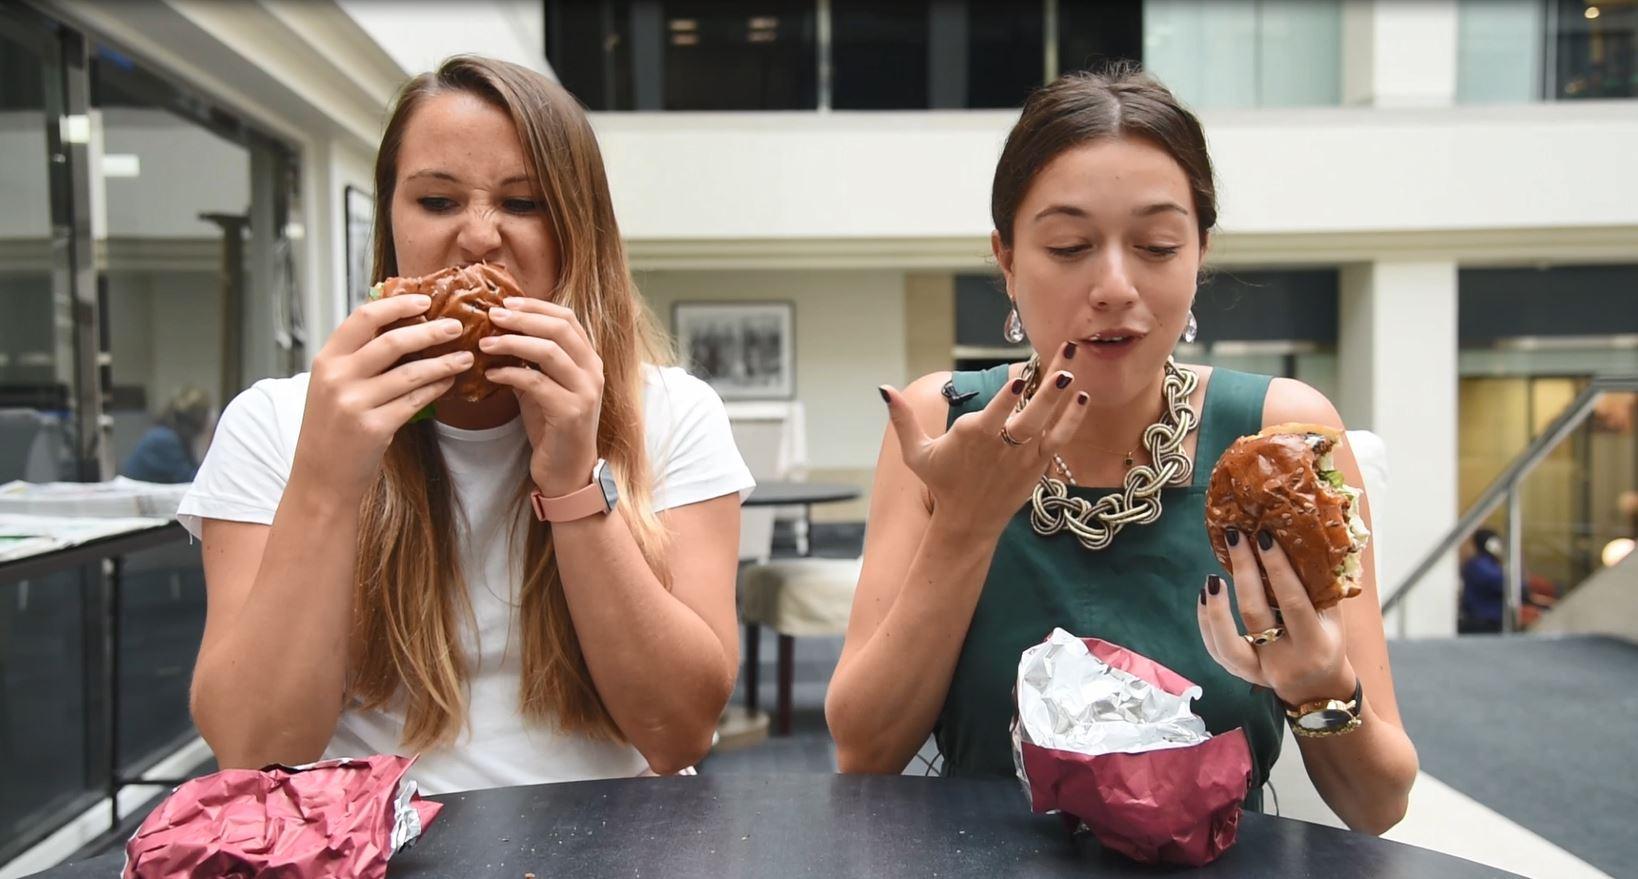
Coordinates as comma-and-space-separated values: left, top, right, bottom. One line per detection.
1142, 245, 1181, 258
417, 196, 456, 213
503, 198, 541, 214
1046, 245, 1089, 259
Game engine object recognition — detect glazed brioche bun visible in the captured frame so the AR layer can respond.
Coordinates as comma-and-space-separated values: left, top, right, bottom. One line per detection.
375, 263, 528, 403
1204, 423, 1370, 611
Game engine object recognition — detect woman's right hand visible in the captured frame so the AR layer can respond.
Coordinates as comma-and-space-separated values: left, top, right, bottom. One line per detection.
291, 293, 474, 499
878, 341, 1091, 538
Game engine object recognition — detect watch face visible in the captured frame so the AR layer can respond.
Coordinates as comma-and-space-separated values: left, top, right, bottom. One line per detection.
596, 459, 619, 510
1299, 707, 1354, 732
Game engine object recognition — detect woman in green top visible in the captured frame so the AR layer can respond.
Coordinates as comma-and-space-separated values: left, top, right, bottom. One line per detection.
826, 67, 1418, 835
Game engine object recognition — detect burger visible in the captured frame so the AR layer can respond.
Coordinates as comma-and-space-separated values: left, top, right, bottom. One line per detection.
373, 263, 527, 402
1204, 423, 1370, 611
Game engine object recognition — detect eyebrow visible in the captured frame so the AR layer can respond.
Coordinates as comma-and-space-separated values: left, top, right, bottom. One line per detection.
405, 169, 531, 187
1032, 201, 1191, 222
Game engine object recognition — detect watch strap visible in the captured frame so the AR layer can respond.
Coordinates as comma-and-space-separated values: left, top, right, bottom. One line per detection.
530, 481, 608, 523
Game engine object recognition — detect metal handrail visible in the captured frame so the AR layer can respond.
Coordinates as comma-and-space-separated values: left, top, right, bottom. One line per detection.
1382, 374, 1638, 629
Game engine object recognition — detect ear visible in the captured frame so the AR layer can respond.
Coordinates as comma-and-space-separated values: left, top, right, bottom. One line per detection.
990, 230, 1015, 297
1199, 229, 1212, 263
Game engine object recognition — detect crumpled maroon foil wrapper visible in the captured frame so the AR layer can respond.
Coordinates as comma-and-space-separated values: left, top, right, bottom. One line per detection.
1012, 631, 1252, 867
122, 754, 442, 879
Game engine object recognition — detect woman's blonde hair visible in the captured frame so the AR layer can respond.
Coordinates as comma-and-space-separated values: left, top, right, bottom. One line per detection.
351, 56, 672, 748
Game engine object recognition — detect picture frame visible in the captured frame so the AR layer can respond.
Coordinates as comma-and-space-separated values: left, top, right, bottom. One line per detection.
344, 185, 375, 311
673, 301, 795, 400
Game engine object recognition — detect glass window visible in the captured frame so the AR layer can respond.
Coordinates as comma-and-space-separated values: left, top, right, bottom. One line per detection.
1457, 0, 1545, 103
0, 9, 79, 487
1141, 0, 1341, 109
548, 0, 819, 110
1554, 0, 1637, 99
1058, 0, 1143, 78
831, 1, 929, 109
662, 0, 818, 110
963, 0, 1044, 108
93, 52, 253, 483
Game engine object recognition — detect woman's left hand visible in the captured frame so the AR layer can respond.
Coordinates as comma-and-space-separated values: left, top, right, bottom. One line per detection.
480, 297, 605, 496
1198, 528, 1358, 706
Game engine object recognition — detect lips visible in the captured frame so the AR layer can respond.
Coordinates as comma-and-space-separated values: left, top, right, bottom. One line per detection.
1078, 329, 1147, 359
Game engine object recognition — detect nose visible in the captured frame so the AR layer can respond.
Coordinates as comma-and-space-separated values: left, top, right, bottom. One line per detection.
456, 204, 503, 264
1088, 249, 1140, 311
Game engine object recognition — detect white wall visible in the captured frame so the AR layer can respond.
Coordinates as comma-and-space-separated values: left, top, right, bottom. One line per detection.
635, 269, 907, 471
336, 0, 549, 78
591, 104, 1638, 251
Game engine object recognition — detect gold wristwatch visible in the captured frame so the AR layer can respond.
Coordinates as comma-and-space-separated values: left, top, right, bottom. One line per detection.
1285, 680, 1364, 738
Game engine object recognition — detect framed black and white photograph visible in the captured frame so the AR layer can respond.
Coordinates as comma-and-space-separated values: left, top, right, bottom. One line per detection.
344, 185, 375, 310
674, 302, 795, 400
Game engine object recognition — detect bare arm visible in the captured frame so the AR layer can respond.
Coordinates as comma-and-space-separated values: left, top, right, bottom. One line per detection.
1199, 377, 1418, 834
189, 296, 470, 768
829, 349, 1089, 773
1269, 380, 1420, 834
825, 375, 1005, 772
553, 493, 742, 774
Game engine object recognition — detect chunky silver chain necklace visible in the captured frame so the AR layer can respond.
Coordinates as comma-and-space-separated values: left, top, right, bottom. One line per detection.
1015, 356, 1200, 551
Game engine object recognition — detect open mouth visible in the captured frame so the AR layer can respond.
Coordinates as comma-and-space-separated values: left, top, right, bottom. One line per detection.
1082, 332, 1146, 351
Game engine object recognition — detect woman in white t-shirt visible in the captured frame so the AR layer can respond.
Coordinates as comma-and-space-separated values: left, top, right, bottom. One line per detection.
181, 56, 754, 793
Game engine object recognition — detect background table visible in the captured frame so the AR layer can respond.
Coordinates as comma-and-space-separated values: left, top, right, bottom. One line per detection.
0, 520, 192, 840
37, 774, 1522, 878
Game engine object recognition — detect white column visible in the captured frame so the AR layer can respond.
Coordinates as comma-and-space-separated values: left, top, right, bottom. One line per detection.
1338, 260, 1460, 637
1342, 0, 1459, 108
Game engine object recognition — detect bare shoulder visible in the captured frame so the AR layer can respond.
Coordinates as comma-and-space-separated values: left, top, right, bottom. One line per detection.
1263, 376, 1345, 430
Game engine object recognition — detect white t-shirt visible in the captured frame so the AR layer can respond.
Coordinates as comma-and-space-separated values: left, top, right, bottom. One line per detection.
177, 365, 754, 793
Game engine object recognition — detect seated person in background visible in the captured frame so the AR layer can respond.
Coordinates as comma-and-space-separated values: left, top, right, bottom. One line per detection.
120, 387, 212, 483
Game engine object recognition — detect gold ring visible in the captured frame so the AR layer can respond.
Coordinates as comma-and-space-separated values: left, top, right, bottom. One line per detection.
999, 425, 1032, 447
1243, 626, 1285, 646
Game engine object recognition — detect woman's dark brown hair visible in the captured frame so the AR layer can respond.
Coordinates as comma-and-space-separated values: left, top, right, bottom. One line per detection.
992, 63, 1217, 248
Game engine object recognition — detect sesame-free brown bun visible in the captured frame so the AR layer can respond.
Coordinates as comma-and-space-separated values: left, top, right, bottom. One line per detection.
1204, 423, 1369, 611
376, 263, 528, 402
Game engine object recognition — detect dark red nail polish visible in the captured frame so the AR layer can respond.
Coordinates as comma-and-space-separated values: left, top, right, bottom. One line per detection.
1257, 530, 1274, 551
1225, 528, 1240, 547
1199, 587, 1207, 606
1055, 373, 1072, 389
1076, 391, 1089, 406
1011, 378, 1026, 395
879, 387, 890, 404
1208, 575, 1223, 596
1062, 341, 1077, 360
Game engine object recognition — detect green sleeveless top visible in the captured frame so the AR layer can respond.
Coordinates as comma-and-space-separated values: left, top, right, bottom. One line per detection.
935, 364, 1283, 810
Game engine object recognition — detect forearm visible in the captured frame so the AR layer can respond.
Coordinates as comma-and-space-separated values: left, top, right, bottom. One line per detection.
827, 513, 1002, 774
191, 471, 362, 767
1296, 703, 1419, 835
552, 510, 735, 774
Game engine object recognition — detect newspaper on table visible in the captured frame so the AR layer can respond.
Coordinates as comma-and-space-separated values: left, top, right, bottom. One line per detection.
0, 477, 190, 519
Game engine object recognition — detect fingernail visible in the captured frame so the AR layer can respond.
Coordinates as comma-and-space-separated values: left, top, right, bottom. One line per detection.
503, 298, 528, 309
1199, 587, 1207, 606
442, 320, 462, 334
1010, 378, 1026, 395
490, 307, 511, 319
1258, 530, 1274, 551
412, 295, 432, 308
1062, 341, 1077, 360
878, 386, 890, 404
1225, 528, 1240, 547
1054, 372, 1072, 390
455, 351, 475, 364
1208, 575, 1223, 596
1075, 391, 1089, 406
478, 336, 496, 350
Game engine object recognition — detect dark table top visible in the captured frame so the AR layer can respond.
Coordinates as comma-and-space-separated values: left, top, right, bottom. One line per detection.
744, 481, 860, 507
38, 774, 1520, 878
